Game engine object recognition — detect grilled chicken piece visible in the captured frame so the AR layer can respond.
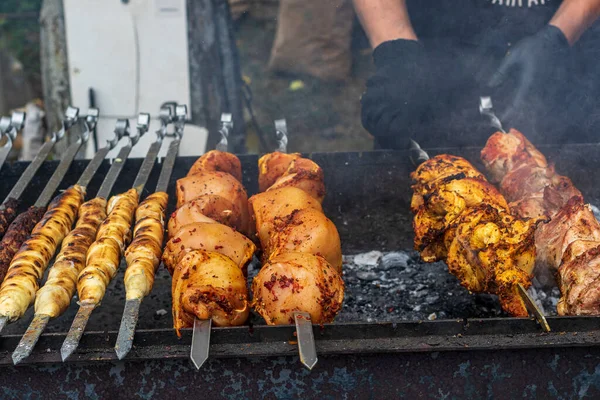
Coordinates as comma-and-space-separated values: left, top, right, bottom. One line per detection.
168, 194, 247, 239
0, 185, 84, 321
444, 204, 541, 316
176, 171, 251, 232
411, 156, 542, 317
163, 222, 255, 275
265, 208, 342, 272
249, 187, 323, 252
412, 177, 509, 257
187, 150, 243, 182
0, 206, 46, 283
124, 192, 168, 301
172, 250, 249, 335
78, 189, 138, 305
0, 198, 20, 239
34, 197, 107, 317
258, 152, 301, 192
251, 252, 344, 325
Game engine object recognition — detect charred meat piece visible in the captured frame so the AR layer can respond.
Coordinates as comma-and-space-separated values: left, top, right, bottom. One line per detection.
411, 155, 542, 317
0, 198, 20, 238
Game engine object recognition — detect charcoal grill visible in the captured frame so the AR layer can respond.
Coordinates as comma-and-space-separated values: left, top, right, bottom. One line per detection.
1, 147, 600, 397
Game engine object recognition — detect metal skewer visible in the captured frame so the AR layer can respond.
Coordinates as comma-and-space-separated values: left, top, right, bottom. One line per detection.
0, 108, 75, 239
0, 107, 86, 334
479, 96, 550, 332
189, 112, 234, 370
61, 112, 163, 362
11, 116, 146, 365
273, 119, 318, 370
0, 112, 25, 171
114, 105, 186, 360
479, 96, 506, 133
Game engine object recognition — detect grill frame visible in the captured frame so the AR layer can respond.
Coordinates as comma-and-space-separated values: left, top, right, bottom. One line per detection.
1, 146, 600, 395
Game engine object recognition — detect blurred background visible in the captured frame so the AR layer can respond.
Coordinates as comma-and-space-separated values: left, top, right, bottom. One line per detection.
0, 0, 374, 161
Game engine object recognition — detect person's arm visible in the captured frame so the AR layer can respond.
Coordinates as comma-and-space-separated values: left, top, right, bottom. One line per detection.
550, 0, 600, 45
353, 0, 417, 48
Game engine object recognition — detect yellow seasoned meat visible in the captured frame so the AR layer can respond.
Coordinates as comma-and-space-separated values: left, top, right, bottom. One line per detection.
124, 192, 168, 300
187, 150, 243, 182
0, 185, 85, 321
412, 177, 508, 254
162, 222, 255, 275
34, 197, 107, 317
78, 189, 138, 305
168, 194, 248, 239
251, 252, 344, 325
249, 187, 323, 250
172, 250, 249, 335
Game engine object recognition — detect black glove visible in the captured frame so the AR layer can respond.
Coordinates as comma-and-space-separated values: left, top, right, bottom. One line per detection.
488, 25, 572, 124
360, 39, 440, 149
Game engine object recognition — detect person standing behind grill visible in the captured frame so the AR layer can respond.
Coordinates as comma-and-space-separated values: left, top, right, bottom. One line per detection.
354, 0, 600, 149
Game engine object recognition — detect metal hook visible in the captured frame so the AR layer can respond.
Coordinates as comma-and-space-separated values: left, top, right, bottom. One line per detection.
216, 113, 233, 152
53, 106, 80, 142
79, 108, 99, 145
479, 96, 506, 133
274, 119, 288, 153
157, 106, 173, 141
133, 113, 150, 145
173, 105, 187, 140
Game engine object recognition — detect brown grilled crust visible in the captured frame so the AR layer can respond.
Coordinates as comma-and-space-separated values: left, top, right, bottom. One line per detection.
0, 185, 85, 321
0, 198, 20, 238
78, 188, 138, 304
0, 206, 46, 283
34, 197, 107, 318
124, 192, 168, 300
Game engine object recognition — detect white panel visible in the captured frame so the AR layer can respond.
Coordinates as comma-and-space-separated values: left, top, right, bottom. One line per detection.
64, 0, 191, 120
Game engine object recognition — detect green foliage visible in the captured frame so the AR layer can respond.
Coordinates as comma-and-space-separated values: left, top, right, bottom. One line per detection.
0, 0, 44, 95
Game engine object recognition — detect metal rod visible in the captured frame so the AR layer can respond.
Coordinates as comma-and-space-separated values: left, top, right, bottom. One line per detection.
114, 299, 141, 360
95, 117, 149, 199
274, 119, 288, 153
216, 113, 232, 152
60, 304, 94, 361
517, 283, 551, 332
294, 312, 318, 370
132, 112, 163, 194
479, 96, 506, 133
114, 105, 186, 360
0, 112, 23, 171
11, 314, 49, 365
1, 108, 76, 205
0, 316, 6, 334
33, 133, 88, 208
190, 318, 211, 370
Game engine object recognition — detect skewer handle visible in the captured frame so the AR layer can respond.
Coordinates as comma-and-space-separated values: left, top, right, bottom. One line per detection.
479, 96, 506, 133
216, 113, 233, 152
274, 119, 288, 153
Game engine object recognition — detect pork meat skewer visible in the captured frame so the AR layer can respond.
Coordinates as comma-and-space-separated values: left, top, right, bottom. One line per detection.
11, 116, 149, 364
0, 108, 75, 239
0, 112, 25, 173
60, 113, 166, 361
114, 105, 186, 360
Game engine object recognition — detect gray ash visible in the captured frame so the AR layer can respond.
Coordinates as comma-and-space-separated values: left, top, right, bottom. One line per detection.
336, 250, 561, 322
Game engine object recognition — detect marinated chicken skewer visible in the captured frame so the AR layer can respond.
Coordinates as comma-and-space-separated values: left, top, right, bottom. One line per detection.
11, 116, 149, 364
114, 105, 186, 360
0, 112, 25, 173
479, 108, 600, 315
409, 139, 550, 330
0, 108, 74, 239
61, 113, 166, 361
0, 108, 92, 333
163, 114, 256, 369
249, 120, 344, 370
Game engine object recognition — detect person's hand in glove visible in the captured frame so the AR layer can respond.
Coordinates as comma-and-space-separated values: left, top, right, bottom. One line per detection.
361, 39, 439, 149
487, 25, 572, 123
